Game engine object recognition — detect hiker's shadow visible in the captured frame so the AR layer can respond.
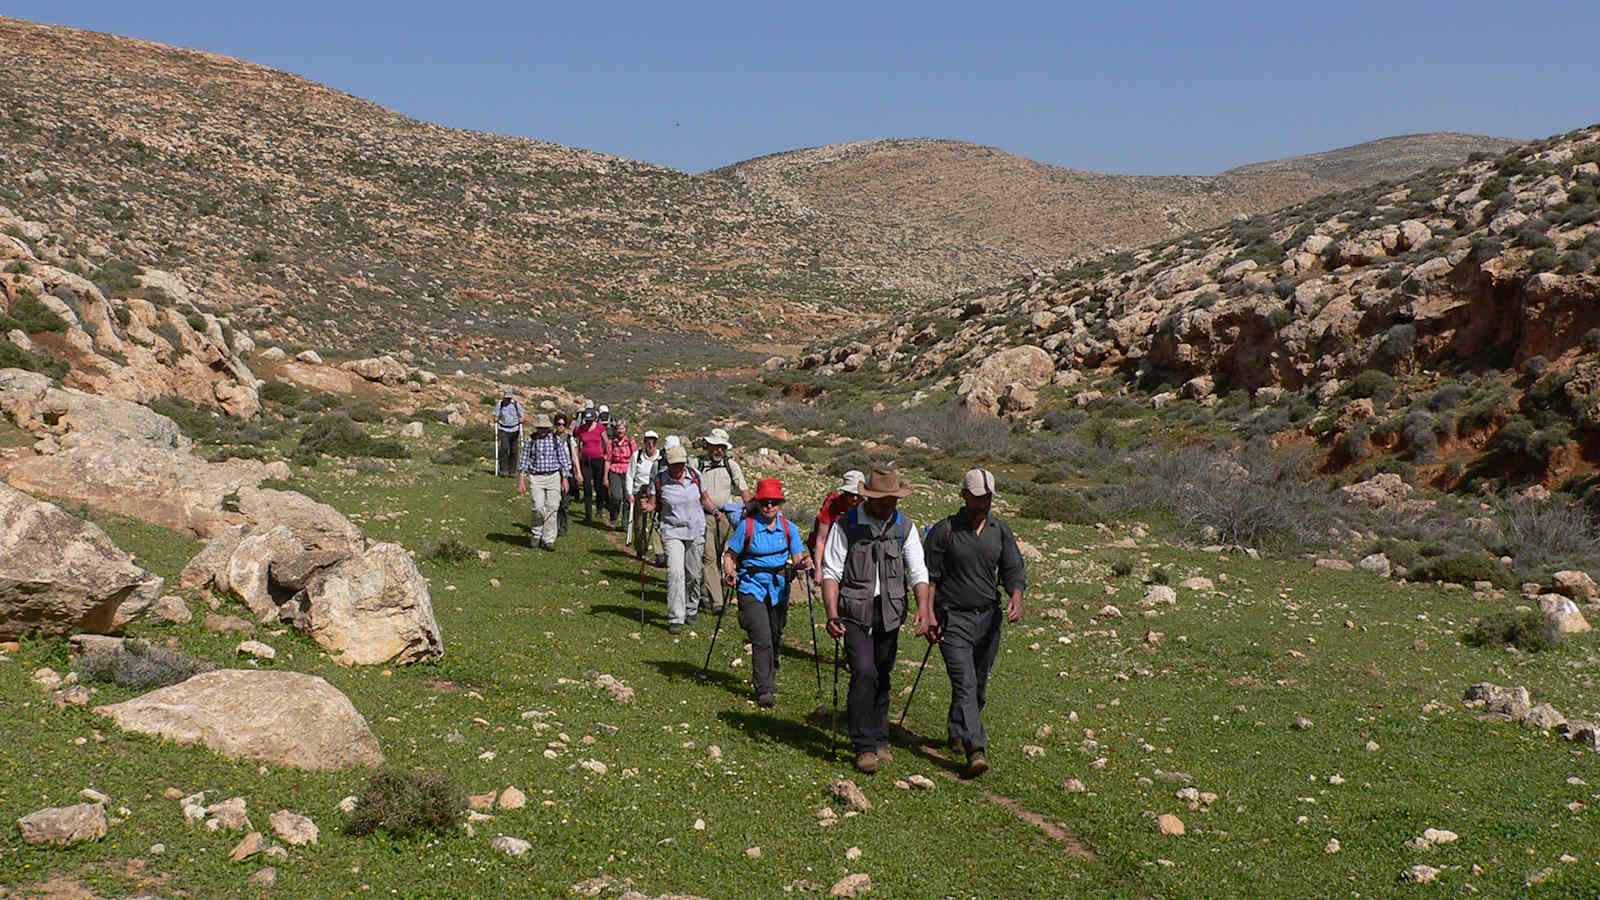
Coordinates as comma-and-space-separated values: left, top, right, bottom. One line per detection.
589, 603, 662, 627
719, 709, 850, 763
643, 658, 746, 696
485, 531, 531, 548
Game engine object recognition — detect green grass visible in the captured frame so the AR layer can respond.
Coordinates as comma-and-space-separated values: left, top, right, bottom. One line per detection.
3, 433, 1600, 897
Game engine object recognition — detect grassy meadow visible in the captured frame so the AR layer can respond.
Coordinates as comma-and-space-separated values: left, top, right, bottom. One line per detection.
3, 420, 1600, 898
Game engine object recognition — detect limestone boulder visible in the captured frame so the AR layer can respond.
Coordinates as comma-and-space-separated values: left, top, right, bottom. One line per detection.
1552, 570, 1599, 602
179, 524, 248, 591
235, 486, 365, 555
16, 803, 107, 846
1538, 594, 1591, 635
0, 483, 163, 640
5, 443, 266, 539
958, 345, 1054, 416
94, 669, 384, 770
225, 526, 307, 620
341, 356, 407, 386
302, 543, 443, 666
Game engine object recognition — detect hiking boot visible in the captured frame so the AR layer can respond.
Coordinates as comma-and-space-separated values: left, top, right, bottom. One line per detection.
854, 751, 879, 774
757, 692, 775, 708
875, 746, 893, 765
652, 553, 666, 567
949, 736, 966, 756
667, 623, 683, 635
965, 748, 989, 778
686, 613, 698, 626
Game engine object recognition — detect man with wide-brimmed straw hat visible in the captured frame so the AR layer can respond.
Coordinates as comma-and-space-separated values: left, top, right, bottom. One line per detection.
722, 478, 810, 706
515, 413, 572, 550
924, 467, 1027, 777
696, 426, 750, 615
821, 466, 935, 773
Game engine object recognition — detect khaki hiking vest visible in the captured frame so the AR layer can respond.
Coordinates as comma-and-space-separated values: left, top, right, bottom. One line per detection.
837, 509, 913, 631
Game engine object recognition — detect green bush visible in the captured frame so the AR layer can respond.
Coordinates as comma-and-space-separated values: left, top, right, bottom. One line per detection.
9, 292, 68, 333
1109, 559, 1134, 578
419, 539, 478, 564
344, 768, 465, 838
1348, 369, 1397, 403
1414, 551, 1511, 587
0, 340, 68, 377
185, 313, 207, 332
1016, 486, 1098, 525
1463, 610, 1560, 652
259, 380, 306, 406
292, 414, 408, 465
78, 642, 219, 690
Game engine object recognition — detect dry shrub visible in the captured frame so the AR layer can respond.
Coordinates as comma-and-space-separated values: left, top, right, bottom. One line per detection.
1463, 610, 1561, 652
78, 641, 218, 690
345, 768, 465, 838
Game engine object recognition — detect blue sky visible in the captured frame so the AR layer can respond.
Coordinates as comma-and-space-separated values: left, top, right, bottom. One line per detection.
12, 1, 1600, 175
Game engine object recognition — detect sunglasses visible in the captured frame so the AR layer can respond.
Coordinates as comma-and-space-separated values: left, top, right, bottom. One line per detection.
758, 499, 783, 507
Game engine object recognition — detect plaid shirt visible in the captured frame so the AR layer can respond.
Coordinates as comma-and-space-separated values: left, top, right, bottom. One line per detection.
518, 430, 572, 477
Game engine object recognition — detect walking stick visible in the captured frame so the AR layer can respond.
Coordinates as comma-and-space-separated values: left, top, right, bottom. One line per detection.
638, 556, 648, 626
803, 576, 823, 698
493, 423, 499, 477
700, 590, 731, 678
897, 639, 935, 728
831, 634, 843, 756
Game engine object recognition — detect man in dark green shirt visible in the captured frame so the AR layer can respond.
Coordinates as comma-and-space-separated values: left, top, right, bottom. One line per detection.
924, 467, 1026, 777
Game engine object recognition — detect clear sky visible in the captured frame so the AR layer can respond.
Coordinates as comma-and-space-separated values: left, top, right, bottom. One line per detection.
11, 1, 1599, 175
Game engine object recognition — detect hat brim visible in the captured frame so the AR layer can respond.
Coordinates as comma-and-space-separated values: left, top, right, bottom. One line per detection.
859, 484, 913, 498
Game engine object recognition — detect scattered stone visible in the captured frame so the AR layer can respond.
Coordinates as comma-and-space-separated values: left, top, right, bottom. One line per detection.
1465, 682, 1530, 718
54, 684, 91, 707
1521, 703, 1567, 732
1021, 744, 1046, 758
16, 802, 107, 846
1156, 813, 1185, 835
1552, 570, 1599, 602
693, 818, 706, 831
339, 795, 359, 814
1177, 577, 1213, 592
827, 779, 872, 811
1357, 554, 1392, 578
237, 640, 276, 660
1402, 864, 1441, 884
268, 810, 318, 846
249, 867, 277, 886
1325, 838, 1340, 853
580, 759, 608, 775
1366, 740, 1380, 752
746, 846, 762, 859
207, 797, 250, 831
152, 594, 193, 624
492, 835, 532, 857
1527, 867, 1555, 886
846, 846, 862, 861
829, 873, 872, 897
1065, 779, 1087, 793
203, 614, 255, 635
1422, 828, 1457, 845
907, 775, 935, 790
229, 831, 263, 861
1314, 558, 1353, 572
468, 793, 496, 811
79, 788, 109, 804
32, 667, 62, 690
149, 842, 166, 855
1292, 717, 1314, 731
498, 787, 527, 810
1538, 595, 1591, 635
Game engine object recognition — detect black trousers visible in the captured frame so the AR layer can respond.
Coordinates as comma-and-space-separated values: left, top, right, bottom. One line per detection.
938, 605, 1002, 751
843, 604, 899, 754
738, 593, 789, 696
495, 428, 520, 476
580, 457, 608, 520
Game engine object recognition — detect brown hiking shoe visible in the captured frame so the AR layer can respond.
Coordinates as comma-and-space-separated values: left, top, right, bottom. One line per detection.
949, 736, 966, 756
854, 751, 879, 774
965, 748, 989, 778
875, 746, 893, 765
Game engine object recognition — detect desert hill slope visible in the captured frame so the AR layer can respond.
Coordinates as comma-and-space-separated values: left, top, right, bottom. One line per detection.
0, 16, 896, 375
711, 133, 1516, 296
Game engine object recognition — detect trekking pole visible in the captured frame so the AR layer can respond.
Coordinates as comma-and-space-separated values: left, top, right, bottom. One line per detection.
831, 635, 842, 756
897, 640, 935, 728
700, 596, 730, 678
493, 423, 499, 477
638, 556, 647, 626
803, 575, 823, 698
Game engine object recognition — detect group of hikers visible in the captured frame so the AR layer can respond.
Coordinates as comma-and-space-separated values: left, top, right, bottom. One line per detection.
490, 389, 1027, 778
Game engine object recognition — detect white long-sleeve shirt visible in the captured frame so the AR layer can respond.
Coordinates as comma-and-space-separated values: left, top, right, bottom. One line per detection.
626, 447, 660, 496
821, 508, 929, 596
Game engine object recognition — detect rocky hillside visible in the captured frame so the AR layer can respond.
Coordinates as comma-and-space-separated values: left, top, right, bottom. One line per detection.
711, 134, 1515, 297
0, 17, 905, 374
798, 125, 1600, 489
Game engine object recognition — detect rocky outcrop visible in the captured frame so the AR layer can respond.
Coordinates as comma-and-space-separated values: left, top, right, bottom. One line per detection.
234, 485, 365, 555
94, 669, 384, 770
341, 355, 407, 386
0, 483, 163, 640
0, 368, 191, 451
5, 442, 267, 539
955, 345, 1055, 416
16, 803, 108, 846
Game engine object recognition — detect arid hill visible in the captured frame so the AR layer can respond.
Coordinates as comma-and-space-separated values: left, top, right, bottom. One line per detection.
711, 134, 1516, 296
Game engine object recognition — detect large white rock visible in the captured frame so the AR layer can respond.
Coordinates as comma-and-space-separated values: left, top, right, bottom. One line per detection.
16, 802, 108, 846
303, 543, 443, 666
225, 526, 306, 620
340, 356, 407, 386
0, 368, 190, 451
1538, 594, 1591, 635
0, 483, 163, 640
95, 670, 384, 770
234, 486, 365, 555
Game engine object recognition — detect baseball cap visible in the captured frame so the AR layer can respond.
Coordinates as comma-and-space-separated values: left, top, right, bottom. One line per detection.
962, 468, 996, 497
837, 470, 866, 496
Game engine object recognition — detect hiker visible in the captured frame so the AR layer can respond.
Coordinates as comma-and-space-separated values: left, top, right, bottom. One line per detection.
605, 420, 636, 529
654, 443, 717, 633
491, 387, 525, 477
808, 469, 866, 583
553, 412, 578, 537
574, 406, 611, 524
821, 467, 934, 774
514, 414, 572, 551
625, 429, 661, 553
697, 427, 750, 614
721, 478, 810, 707
924, 468, 1026, 778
